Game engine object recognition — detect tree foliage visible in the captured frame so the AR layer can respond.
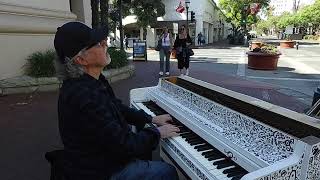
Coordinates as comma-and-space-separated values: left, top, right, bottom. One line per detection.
296, 0, 320, 27
126, 0, 165, 28
263, 0, 320, 31
219, 0, 270, 32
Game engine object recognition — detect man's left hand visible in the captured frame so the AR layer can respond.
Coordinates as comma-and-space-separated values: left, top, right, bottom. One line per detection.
152, 114, 173, 126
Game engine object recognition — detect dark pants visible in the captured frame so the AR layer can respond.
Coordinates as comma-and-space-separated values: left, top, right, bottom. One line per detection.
177, 48, 190, 69
159, 46, 171, 72
109, 160, 178, 180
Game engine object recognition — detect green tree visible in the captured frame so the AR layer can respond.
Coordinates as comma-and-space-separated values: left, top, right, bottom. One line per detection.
276, 12, 295, 29
296, 0, 320, 28
108, 0, 165, 40
219, 0, 270, 35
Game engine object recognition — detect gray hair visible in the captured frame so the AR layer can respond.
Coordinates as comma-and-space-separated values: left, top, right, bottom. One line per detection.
54, 50, 86, 81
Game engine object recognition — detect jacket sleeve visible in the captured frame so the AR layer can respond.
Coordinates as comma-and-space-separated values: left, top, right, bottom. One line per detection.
77, 92, 160, 158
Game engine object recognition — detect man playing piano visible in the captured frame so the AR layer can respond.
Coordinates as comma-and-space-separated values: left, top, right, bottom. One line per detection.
53, 22, 180, 180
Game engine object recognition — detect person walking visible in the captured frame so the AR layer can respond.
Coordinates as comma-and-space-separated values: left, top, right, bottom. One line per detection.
174, 25, 192, 76
159, 27, 172, 76
124, 35, 129, 50
197, 32, 202, 45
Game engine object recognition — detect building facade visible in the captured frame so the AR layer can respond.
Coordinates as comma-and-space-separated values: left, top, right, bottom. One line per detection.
0, 0, 92, 80
270, 0, 315, 16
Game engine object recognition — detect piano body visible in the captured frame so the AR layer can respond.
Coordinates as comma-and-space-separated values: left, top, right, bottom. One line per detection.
130, 76, 320, 180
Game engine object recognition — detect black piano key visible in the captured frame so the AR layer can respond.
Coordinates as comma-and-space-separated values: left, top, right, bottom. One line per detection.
223, 166, 245, 174
202, 148, 223, 156
212, 158, 229, 165
185, 135, 201, 141
189, 139, 206, 146
179, 128, 190, 133
214, 159, 235, 169
181, 133, 197, 138
194, 144, 214, 151
227, 170, 247, 178
231, 173, 246, 180
178, 126, 190, 132
207, 154, 225, 161
187, 138, 203, 144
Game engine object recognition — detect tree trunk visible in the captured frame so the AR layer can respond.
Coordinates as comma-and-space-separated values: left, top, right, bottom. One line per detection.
118, 0, 124, 50
91, 0, 100, 28
100, 0, 109, 33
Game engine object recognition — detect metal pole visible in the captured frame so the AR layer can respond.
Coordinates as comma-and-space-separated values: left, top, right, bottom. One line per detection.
118, 0, 124, 50
186, 6, 189, 30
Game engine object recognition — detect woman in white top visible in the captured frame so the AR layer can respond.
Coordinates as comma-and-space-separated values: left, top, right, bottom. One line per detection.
159, 27, 172, 76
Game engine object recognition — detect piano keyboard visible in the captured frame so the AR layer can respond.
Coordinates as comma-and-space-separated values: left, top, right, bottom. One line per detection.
138, 101, 248, 180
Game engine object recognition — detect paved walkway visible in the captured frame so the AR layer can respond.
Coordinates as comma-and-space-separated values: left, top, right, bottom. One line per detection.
0, 60, 310, 180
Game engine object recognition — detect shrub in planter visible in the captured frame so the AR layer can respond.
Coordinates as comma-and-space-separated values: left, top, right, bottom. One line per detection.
25, 49, 56, 77
250, 41, 263, 49
280, 38, 295, 48
105, 47, 129, 69
246, 44, 281, 70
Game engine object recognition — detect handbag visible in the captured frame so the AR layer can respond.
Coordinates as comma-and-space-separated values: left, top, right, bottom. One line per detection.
155, 39, 162, 51
170, 49, 177, 59
188, 48, 194, 56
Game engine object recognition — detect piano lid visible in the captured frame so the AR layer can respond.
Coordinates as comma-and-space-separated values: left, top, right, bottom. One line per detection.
162, 76, 320, 140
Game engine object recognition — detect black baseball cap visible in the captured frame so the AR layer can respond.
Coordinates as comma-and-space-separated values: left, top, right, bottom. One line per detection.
54, 21, 108, 63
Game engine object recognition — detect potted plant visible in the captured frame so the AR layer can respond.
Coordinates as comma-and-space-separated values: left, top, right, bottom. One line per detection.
280, 38, 295, 48
250, 40, 263, 49
246, 44, 281, 70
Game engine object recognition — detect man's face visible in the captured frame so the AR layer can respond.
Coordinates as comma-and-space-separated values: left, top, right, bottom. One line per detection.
81, 39, 111, 68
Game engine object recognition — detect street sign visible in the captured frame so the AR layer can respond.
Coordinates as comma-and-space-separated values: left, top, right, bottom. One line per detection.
173, 23, 179, 34
133, 40, 147, 61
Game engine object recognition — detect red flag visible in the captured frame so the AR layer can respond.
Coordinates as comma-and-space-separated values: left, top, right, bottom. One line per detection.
176, 1, 185, 13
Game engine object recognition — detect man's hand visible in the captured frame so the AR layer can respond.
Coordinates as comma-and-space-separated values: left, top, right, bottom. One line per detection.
152, 114, 173, 126
157, 124, 180, 139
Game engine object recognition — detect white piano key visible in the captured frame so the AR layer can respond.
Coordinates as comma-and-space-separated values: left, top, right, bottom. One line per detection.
135, 102, 156, 117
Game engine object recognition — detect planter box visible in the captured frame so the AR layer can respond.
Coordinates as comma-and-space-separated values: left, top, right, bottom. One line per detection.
246, 52, 281, 70
280, 41, 295, 48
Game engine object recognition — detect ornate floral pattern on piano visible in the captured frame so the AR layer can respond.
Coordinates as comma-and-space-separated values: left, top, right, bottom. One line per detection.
306, 143, 320, 179
257, 156, 303, 180
159, 81, 296, 165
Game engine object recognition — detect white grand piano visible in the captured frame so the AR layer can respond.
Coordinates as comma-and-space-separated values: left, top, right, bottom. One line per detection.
130, 76, 320, 180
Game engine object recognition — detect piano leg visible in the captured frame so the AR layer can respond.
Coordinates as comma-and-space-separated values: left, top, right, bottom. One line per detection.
160, 147, 191, 180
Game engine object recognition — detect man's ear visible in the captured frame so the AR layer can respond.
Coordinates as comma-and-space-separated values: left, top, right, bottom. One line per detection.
74, 56, 88, 66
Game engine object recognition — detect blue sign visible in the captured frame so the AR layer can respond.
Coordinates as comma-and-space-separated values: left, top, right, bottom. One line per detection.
133, 40, 147, 61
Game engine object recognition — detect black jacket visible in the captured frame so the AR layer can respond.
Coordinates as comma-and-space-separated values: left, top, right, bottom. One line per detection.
58, 74, 160, 180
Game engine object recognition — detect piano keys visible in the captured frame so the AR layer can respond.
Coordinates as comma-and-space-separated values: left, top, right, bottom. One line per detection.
143, 101, 248, 180
130, 76, 320, 180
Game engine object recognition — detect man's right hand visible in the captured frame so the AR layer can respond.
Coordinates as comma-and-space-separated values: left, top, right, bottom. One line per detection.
157, 124, 180, 139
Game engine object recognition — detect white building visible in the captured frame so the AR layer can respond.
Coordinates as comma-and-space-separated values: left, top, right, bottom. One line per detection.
0, 0, 91, 80
270, 0, 315, 16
